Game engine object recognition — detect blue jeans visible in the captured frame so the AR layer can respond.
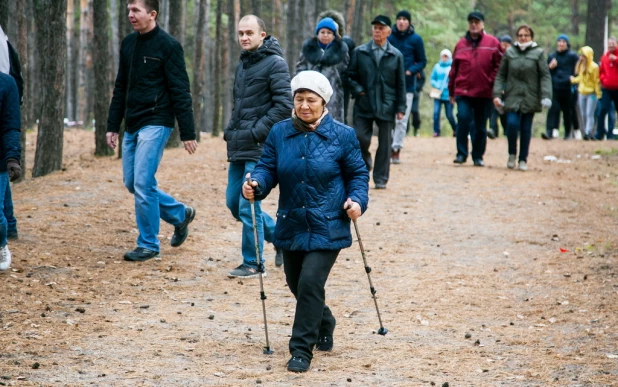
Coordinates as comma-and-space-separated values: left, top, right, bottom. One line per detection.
433, 99, 457, 136
226, 161, 275, 267
0, 173, 8, 247
597, 88, 618, 140
455, 96, 491, 161
122, 126, 187, 252
4, 181, 16, 235
506, 111, 534, 162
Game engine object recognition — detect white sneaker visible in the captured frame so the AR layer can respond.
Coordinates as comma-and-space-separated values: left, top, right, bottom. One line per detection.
518, 161, 528, 171
507, 155, 516, 169
0, 244, 11, 271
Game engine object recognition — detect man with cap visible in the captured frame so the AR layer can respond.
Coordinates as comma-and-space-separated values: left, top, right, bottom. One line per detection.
387, 10, 426, 164
543, 34, 579, 140
488, 34, 512, 139
345, 15, 406, 189
449, 11, 503, 166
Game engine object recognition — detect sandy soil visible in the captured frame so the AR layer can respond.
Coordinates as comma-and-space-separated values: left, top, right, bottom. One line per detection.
1, 129, 617, 386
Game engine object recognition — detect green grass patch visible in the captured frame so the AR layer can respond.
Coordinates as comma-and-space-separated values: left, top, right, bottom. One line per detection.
594, 148, 618, 156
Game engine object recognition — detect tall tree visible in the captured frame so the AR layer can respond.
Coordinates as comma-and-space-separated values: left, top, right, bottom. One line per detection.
166, 0, 187, 148
110, 0, 119, 77
26, 0, 37, 130
15, 0, 27, 182
212, 0, 224, 136
66, 0, 75, 121
571, 0, 580, 36
93, 0, 113, 156
585, 0, 609, 62
33, 0, 67, 178
192, 0, 211, 140
224, 0, 239, 127
351, 0, 365, 49
284, 0, 299, 74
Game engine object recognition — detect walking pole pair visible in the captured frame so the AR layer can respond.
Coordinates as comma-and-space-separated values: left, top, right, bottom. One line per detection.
246, 175, 274, 354
351, 217, 389, 336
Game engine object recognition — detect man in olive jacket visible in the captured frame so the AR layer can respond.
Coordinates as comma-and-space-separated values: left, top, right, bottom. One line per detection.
107, 0, 197, 262
345, 15, 406, 189
225, 15, 292, 278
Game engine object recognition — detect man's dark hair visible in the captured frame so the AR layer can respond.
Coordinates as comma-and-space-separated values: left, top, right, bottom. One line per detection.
127, 0, 159, 18
240, 14, 266, 33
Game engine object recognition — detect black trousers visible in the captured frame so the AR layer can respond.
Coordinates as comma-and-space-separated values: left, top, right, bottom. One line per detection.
546, 89, 573, 138
283, 249, 340, 361
353, 115, 393, 186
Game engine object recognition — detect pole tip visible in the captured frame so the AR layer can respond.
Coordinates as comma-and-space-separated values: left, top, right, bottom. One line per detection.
377, 327, 388, 336
263, 348, 274, 355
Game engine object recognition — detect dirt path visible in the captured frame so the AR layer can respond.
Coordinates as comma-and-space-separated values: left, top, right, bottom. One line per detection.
1, 130, 617, 386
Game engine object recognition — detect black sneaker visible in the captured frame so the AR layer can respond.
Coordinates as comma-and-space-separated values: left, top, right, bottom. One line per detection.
316, 335, 333, 352
473, 159, 485, 167
541, 132, 551, 140
7, 230, 18, 240
287, 356, 310, 373
227, 264, 265, 278
171, 207, 196, 247
453, 155, 466, 164
124, 247, 159, 262
275, 247, 283, 267
487, 128, 496, 139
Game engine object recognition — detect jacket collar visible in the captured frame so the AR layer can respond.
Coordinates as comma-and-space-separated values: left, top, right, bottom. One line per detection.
284, 114, 333, 139
359, 40, 397, 56
137, 25, 160, 41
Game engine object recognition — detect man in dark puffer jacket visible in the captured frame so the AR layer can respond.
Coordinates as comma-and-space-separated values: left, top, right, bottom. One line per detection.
106, 0, 197, 262
225, 15, 292, 278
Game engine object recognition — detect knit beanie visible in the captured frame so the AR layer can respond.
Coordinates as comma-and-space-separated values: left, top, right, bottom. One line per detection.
499, 34, 513, 44
440, 49, 452, 59
315, 17, 338, 36
291, 71, 333, 104
396, 10, 411, 23
557, 34, 569, 44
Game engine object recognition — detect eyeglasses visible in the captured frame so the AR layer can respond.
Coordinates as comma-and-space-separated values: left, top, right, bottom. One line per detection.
517, 34, 531, 38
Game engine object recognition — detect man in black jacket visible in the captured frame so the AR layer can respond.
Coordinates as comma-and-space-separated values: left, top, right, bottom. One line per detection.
0, 72, 22, 271
544, 34, 579, 140
106, 0, 197, 262
345, 15, 406, 189
225, 15, 292, 278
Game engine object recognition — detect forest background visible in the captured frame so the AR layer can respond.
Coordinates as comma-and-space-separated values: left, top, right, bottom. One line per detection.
0, 0, 615, 179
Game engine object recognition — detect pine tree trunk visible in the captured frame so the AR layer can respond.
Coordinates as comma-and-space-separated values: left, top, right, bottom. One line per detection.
110, 0, 119, 77
93, 0, 113, 156
585, 0, 608, 62
33, 0, 67, 178
15, 0, 27, 182
66, 0, 75, 121
192, 0, 211, 140
77, 0, 88, 124
223, 0, 238, 127
166, 0, 187, 148
571, 0, 579, 36
0, 2, 8, 32
212, 0, 224, 137
284, 0, 298, 75
26, 0, 37, 129
351, 0, 364, 48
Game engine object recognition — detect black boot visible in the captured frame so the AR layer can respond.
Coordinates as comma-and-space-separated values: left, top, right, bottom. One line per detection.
124, 248, 159, 262
287, 356, 310, 372
171, 207, 196, 247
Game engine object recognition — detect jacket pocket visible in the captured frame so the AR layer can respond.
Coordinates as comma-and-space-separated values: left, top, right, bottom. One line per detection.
143, 56, 163, 79
325, 210, 350, 241
275, 210, 296, 240
356, 94, 372, 112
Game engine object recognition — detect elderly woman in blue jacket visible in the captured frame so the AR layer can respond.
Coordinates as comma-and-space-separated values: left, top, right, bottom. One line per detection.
242, 70, 369, 373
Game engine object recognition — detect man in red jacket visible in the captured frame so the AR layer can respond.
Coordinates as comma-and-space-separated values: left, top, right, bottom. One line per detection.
598, 37, 618, 140
448, 11, 502, 166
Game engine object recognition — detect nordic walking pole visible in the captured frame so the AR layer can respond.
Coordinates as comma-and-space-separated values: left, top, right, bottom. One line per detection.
246, 174, 274, 354
351, 217, 388, 335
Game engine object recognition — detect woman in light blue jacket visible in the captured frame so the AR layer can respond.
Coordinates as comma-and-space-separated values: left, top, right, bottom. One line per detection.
430, 49, 458, 136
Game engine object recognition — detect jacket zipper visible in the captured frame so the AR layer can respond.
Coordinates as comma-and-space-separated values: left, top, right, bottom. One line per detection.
144, 56, 161, 63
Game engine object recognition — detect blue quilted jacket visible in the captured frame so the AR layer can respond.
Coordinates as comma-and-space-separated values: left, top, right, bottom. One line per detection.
251, 114, 369, 251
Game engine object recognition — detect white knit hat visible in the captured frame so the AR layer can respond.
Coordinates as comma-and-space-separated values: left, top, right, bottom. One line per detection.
291, 71, 333, 104
440, 49, 452, 59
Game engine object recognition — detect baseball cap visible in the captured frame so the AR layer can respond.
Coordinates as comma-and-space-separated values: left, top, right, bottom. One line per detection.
371, 15, 392, 27
467, 11, 484, 22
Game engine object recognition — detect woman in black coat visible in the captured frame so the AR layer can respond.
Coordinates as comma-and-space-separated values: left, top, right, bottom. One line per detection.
296, 17, 349, 122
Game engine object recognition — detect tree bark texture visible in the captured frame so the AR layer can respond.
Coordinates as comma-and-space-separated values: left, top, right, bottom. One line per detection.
192, 0, 211, 140
0, 2, 8, 33
110, 0, 119, 77
351, 0, 364, 48
571, 0, 579, 36
284, 0, 298, 74
166, 0, 187, 148
33, 0, 67, 178
223, 0, 238, 128
66, 0, 75, 121
212, 0, 224, 137
77, 0, 94, 125
585, 0, 609, 62
93, 0, 113, 156
26, 0, 37, 129
15, 0, 27, 182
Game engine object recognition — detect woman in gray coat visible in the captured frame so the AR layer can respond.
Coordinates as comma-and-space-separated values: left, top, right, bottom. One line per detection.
296, 17, 349, 122
493, 24, 552, 171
